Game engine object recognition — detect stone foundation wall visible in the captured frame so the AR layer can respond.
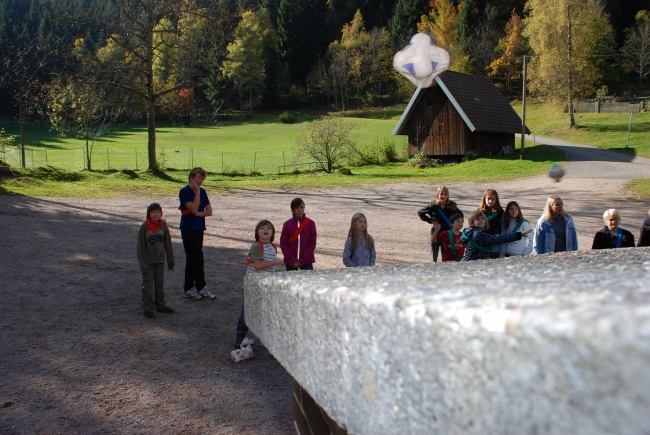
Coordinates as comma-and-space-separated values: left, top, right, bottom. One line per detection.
292, 378, 347, 435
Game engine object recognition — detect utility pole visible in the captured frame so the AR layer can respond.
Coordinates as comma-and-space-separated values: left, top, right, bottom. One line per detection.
520, 55, 527, 160
567, 5, 575, 128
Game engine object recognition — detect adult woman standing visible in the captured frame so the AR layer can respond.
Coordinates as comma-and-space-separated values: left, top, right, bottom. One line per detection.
532, 196, 578, 254
418, 186, 463, 262
592, 209, 635, 249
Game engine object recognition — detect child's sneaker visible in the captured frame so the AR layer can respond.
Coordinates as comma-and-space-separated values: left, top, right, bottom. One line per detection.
241, 338, 254, 347
183, 288, 202, 300
198, 287, 216, 299
231, 349, 245, 363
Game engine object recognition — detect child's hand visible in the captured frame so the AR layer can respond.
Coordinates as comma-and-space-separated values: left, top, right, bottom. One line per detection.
521, 229, 533, 235
189, 178, 200, 193
432, 221, 441, 232
293, 261, 301, 269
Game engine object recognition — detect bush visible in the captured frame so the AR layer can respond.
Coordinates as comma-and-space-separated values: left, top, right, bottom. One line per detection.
379, 140, 399, 162
354, 144, 379, 165
279, 111, 296, 124
407, 153, 441, 169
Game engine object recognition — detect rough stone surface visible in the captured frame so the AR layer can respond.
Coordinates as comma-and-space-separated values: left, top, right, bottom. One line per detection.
245, 248, 650, 435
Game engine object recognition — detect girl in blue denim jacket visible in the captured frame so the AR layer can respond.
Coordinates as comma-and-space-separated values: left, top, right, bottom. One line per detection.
532, 196, 578, 254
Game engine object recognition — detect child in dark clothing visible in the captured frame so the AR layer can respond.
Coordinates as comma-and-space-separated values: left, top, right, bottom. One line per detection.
431, 213, 465, 262
136, 203, 175, 318
418, 186, 463, 263
178, 167, 215, 300
461, 210, 532, 261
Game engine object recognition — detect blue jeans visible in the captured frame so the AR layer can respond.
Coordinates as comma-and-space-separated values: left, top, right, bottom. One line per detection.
237, 306, 248, 334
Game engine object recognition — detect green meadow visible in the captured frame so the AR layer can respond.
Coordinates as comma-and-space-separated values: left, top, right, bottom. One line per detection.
0, 111, 405, 173
514, 102, 650, 159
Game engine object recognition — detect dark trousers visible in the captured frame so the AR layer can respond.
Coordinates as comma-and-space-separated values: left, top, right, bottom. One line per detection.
430, 242, 444, 263
285, 263, 314, 271
181, 230, 206, 291
237, 306, 248, 334
142, 263, 167, 312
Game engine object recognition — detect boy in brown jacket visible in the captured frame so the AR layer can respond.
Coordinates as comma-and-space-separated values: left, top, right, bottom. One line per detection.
137, 203, 175, 318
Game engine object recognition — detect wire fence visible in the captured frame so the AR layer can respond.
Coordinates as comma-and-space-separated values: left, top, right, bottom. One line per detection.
1, 138, 408, 175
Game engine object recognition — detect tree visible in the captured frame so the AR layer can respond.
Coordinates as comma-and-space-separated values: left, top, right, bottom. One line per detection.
221, 9, 279, 114
295, 116, 357, 173
0, 128, 16, 165
277, 0, 330, 84
47, 39, 121, 170
418, 0, 472, 73
489, 11, 528, 97
391, 0, 427, 50
0, 0, 61, 168
467, 4, 503, 77
622, 11, 650, 84
524, 0, 615, 128
71, 0, 207, 171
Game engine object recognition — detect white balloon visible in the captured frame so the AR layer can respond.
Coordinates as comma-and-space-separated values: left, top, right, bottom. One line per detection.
393, 33, 450, 88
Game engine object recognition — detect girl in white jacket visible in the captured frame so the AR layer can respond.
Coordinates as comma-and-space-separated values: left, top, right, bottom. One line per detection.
503, 201, 533, 256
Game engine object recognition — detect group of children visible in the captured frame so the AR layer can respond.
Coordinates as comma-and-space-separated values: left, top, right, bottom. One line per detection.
135, 169, 650, 349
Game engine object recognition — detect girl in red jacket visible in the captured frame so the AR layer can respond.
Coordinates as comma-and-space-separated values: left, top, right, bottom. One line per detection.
280, 198, 317, 271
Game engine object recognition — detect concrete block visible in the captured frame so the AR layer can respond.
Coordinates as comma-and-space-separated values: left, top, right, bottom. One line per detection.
245, 248, 650, 435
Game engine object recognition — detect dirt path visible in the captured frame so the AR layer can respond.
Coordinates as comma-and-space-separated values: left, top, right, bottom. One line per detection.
1, 165, 649, 434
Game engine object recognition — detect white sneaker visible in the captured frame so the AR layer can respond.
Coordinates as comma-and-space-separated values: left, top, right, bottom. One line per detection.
198, 287, 216, 299
184, 288, 202, 300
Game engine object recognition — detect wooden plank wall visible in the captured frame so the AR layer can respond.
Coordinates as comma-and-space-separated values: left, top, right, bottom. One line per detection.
406, 87, 515, 157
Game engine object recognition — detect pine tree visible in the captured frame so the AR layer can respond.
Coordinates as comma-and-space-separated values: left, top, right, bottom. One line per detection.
277, 0, 330, 84
391, 0, 427, 50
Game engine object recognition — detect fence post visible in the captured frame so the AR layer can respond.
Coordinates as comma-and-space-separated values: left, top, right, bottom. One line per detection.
191, 147, 194, 168
107, 148, 110, 170
45, 149, 48, 166
254, 152, 257, 171
31, 149, 34, 168
376, 138, 379, 162
221, 151, 224, 173
626, 111, 632, 148
135, 148, 138, 170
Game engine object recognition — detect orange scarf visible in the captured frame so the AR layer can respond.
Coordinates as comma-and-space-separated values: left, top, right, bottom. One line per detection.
146, 218, 164, 233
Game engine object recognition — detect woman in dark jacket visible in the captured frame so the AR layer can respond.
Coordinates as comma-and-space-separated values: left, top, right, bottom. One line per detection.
418, 185, 463, 262
592, 209, 635, 249
638, 209, 650, 247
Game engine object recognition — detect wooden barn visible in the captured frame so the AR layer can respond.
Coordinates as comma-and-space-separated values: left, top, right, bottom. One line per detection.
393, 70, 530, 158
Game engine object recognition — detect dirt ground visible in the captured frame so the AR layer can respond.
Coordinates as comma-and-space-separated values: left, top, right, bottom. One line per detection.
1, 175, 649, 434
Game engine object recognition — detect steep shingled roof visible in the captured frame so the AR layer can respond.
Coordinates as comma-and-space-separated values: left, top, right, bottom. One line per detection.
393, 70, 531, 135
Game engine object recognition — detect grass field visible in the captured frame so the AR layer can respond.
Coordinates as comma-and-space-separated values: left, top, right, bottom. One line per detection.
0, 140, 563, 197
0, 111, 406, 173
514, 102, 650, 159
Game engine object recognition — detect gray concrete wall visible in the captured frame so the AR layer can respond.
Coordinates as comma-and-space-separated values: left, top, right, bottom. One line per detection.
245, 248, 650, 435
